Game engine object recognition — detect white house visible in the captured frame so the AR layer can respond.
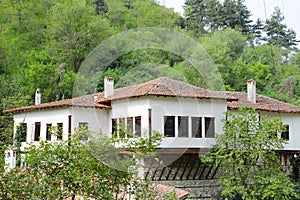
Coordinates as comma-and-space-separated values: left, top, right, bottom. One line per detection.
4, 77, 300, 176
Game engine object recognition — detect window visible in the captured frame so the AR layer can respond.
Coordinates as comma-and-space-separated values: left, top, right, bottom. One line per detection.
135, 116, 141, 137
20, 123, 27, 142
192, 117, 202, 138
164, 116, 175, 137
205, 117, 215, 138
281, 124, 289, 140
79, 122, 88, 130
57, 123, 63, 140
34, 122, 41, 141
46, 124, 52, 141
112, 119, 117, 137
127, 117, 133, 132
178, 116, 188, 137
79, 122, 88, 140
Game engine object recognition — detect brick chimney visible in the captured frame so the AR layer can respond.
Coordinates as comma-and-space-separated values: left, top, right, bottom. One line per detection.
247, 79, 256, 103
104, 77, 114, 98
35, 88, 41, 105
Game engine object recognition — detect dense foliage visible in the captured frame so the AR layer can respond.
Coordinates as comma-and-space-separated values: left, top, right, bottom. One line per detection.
1, 0, 300, 143
202, 106, 298, 199
1, 0, 300, 190
0, 129, 165, 199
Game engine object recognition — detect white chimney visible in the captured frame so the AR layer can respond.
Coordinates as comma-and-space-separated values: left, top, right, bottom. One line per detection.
35, 88, 41, 105
104, 77, 114, 98
247, 79, 256, 103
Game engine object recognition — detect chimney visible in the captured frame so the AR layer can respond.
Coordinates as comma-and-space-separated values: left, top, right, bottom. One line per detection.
247, 79, 256, 103
104, 77, 114, 98
35, 88, 41, 105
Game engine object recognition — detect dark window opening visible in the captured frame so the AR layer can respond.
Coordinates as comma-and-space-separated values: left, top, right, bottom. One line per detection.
164, 116, 175, 137
281, 124, 289, 140
79, 122, 88, 140
79, 122, 88, 130
178, 116, 188, 137
135, 116, 141, 137
20, 123, 27, 142
112, 119, 117, 137
192, 117, 202, 138
34, 122, 41, 141
57, 123, 63, 140
46, 124, 52, 141
205, 117, 215, 138
127, 117, 133, 132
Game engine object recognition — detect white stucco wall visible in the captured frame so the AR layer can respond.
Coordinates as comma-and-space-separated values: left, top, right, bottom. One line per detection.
13, 107, 109, 147
14, 108, 71, 145
149, 97, 227, 148
259, 111, 300, 150
71, 107, 109, 135
110, 96, 227, 148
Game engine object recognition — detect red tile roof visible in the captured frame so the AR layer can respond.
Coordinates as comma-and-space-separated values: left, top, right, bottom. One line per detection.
97, 77, 230, 103
4, 77, 300, 114
226, 92, 300, 113
4, 94, 111, 113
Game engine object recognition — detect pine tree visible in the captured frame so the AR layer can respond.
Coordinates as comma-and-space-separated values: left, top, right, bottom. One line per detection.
264, 7, 298, 49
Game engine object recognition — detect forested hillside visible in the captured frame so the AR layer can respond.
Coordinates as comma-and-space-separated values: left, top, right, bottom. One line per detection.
1, 0, 300, 147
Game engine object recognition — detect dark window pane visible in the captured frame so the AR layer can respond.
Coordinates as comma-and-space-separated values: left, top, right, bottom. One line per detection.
178, 116, 188, 137
79, 122, 88, 140
112, 119, 117, 137
192, 117, 202, 138
135, 116, 141, 137
164, 116, 175, 137
205, 117, 215, 138
79, 122, 88, 130
281, 124, 289, 140
57, 123, 63, 140
46, 124, 52, 141
34, 122, 41, 141
20, 123, 27, 142
127, 117, 133, 132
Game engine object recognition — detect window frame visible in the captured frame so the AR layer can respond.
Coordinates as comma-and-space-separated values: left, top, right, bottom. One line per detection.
164, 116, 175, 137
205, 117, 215, 138
57, 123, 63, 140
46, 123, 52, 141
34, 122, 41, 141
178, 116, 189, 138
192, 117, 202, 138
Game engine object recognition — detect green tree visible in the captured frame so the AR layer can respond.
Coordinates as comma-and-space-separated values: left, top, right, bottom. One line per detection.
0, 129, 163, 199
202, 106, 298, 199
222, 0, 252, 34
264, 7, 298, 50
184, 0, 223, 34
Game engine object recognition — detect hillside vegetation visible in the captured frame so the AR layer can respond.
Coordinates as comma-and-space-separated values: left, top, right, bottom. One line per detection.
1, 0, 300, 146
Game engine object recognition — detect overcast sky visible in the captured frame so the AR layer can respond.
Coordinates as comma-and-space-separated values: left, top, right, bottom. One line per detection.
160, 0, 300, 41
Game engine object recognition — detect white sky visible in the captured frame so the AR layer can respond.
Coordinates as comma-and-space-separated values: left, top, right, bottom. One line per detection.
159, 0, 300, 41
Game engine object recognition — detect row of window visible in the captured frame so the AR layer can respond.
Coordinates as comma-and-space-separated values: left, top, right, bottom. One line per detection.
19, 122, 63, 142
164, 116, 215, 138
112, 117, 142, 137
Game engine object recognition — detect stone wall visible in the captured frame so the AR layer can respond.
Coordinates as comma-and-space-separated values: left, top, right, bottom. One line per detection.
154, 180, 221, 199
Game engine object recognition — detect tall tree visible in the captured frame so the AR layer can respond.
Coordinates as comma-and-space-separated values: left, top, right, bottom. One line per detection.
202, 106, 298, 199
184, 0, 223, 34
264, 7, 298, 49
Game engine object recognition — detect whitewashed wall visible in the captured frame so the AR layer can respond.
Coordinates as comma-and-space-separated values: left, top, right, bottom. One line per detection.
14, 108, 71, 145
13, 107, 109, 147
149, 97, 227, 148
71, 107, 109, 135
110, 96, 227, 148
260, 111, 300, 150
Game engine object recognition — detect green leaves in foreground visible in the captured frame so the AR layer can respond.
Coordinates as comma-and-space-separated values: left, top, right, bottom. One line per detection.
0, 129, 163, 199
202, 106, 298, 200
